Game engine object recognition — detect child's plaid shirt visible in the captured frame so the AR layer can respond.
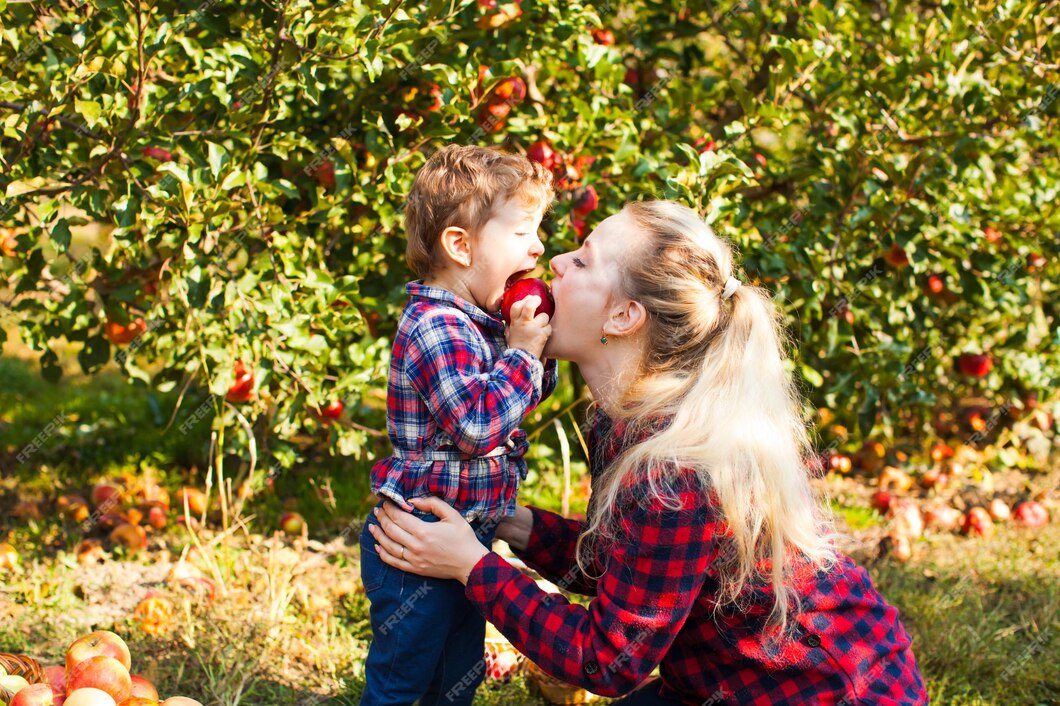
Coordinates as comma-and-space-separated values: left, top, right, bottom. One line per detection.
370, 281, 558, 523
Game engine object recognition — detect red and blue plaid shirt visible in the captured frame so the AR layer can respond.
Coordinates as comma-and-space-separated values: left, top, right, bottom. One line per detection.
371, 281, 557, 523
465, 410, 928, 704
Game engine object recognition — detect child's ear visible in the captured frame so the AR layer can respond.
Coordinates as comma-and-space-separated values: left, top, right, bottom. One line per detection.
439, 226, 473, 268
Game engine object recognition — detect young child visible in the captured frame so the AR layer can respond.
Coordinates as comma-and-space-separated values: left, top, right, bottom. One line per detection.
359, 144, 556, 706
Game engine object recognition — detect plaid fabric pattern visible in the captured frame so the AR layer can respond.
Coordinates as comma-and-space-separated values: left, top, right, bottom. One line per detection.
465, 410, 928, 704
371, 281, 557, 522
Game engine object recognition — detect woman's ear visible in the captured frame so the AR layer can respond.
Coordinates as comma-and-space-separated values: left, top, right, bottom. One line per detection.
602, 299, 647, 339
438, 226, 473, 268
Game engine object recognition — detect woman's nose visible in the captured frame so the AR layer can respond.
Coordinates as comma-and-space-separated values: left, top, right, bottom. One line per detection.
550, 255, 564, 276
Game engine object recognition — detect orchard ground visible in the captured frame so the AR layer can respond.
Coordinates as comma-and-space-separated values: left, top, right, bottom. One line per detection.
1, 339, 1058, 706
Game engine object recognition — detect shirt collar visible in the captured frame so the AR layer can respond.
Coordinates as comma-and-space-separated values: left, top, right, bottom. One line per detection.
406, 281, 505, 333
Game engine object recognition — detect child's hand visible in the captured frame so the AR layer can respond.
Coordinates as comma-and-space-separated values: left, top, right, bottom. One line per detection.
505, 295, 552, 360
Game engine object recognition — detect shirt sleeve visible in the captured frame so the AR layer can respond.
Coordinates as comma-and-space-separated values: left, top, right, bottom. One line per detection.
539, 357, 559, 404
405, 311, 545, 456
509, 506, 599, 595
465, 475, 719, 697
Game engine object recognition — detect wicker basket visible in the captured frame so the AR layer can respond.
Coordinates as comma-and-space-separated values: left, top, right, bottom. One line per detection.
0, 653, 46, 700
524, 658, 598, 705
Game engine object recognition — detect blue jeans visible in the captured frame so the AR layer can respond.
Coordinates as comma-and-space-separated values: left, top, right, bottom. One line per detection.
359, 499, 498, 706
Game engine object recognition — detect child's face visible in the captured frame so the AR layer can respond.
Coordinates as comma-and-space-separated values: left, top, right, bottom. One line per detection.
466, 196, 546, 313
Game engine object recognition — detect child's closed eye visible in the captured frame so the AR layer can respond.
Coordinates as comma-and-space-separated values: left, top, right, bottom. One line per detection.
573, 257, 586, 267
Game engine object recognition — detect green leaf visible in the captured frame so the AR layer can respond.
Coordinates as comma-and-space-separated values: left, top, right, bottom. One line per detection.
50, 219, 71, 252
207, 142, 229, 179
75, 99, 102, 128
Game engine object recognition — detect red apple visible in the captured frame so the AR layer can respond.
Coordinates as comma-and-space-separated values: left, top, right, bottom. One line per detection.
752, 152, 767, 168
958, 353, 992, 378
45, 665, 66, 695
571, 217, 588, 240
64, 690, 116, 706
66, 657, 132, 704
105, 318, 146, 346
884, 243, 909, 268
225, 360, 255, 402
492, 77, 526, 103
826, 452, 852, 474
66, 631, 131, 673
176, 488, 208, 516
313, 160, 336, 190
572, 185, 598, 215
591, 29, 615, 45
109, 523, 148, 553
888, 499, 924, 539
871, 490, 892, 514
0, 542, 18, 571
145, 505, 167, 530
929, 442, 954, 462
694, 137, 716, 153
141, 147, 173, 162
923, 504, 962, 532
918, 467, 949, 490
1013, 501, 1049, 528
988, 498, 1010, 522
485, 649, 520, 681
279, 512, 305, 535
91, 484, 123, 509
925, 274, 945, 295
11, 684, 57, 706
962, 507, 994, 538
1027, 252, 1046, 272
160, 698, 204, 706
526, 140, 559, 172
128, 676, 158, 701
981, 226, 1001, 243
500, 278, 554, 326
319, 400, 344, 421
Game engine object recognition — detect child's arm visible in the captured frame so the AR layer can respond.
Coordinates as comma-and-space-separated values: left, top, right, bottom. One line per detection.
405, 311, 548, 456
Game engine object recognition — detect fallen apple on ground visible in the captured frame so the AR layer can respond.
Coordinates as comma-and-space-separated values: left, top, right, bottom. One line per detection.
962, 507, 994, 538
66, 656, 132, 704
280, 512, 306, 535
1012, 501, 1048, 528
923, 504, 962, 532
63, 689, 116, 706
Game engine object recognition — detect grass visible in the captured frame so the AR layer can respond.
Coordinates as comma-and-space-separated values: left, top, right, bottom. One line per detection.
2, 350, 1058, 705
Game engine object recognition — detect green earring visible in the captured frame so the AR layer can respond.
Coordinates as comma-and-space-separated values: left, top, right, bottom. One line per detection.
600, 335, 608, 345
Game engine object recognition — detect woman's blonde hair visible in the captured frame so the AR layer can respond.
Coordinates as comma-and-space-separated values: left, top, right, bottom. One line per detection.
576, 200, 836, 634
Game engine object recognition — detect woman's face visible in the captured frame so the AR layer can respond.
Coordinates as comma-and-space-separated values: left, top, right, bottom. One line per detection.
545, 210, 638, 362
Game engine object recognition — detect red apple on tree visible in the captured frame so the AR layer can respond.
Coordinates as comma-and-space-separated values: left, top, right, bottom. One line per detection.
957, 353, 992, 378
226, 360, 255, 402
572, 185, 598, 216
981, 226, 1001, 243
141, 146, 173, 162
526, 140, 559, 172
884, 243, 909, 268
313, 160, 336, 190
501, 278, 555, 326
924, 274, 945, 295
694, 137, 716, 153
591, 29, 615, 45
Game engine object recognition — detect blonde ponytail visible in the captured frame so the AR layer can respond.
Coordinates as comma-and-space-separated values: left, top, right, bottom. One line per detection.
576, 200, 836, 634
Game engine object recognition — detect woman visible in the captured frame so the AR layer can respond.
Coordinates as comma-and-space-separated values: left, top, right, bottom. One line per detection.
366, 200, 928, 705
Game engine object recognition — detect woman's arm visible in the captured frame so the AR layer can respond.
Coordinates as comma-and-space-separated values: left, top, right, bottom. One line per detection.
502, 505, 600, 595
463, 478, 719, 697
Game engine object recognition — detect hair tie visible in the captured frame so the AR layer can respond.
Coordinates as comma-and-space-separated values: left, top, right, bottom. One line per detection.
721, 275, 741, 300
